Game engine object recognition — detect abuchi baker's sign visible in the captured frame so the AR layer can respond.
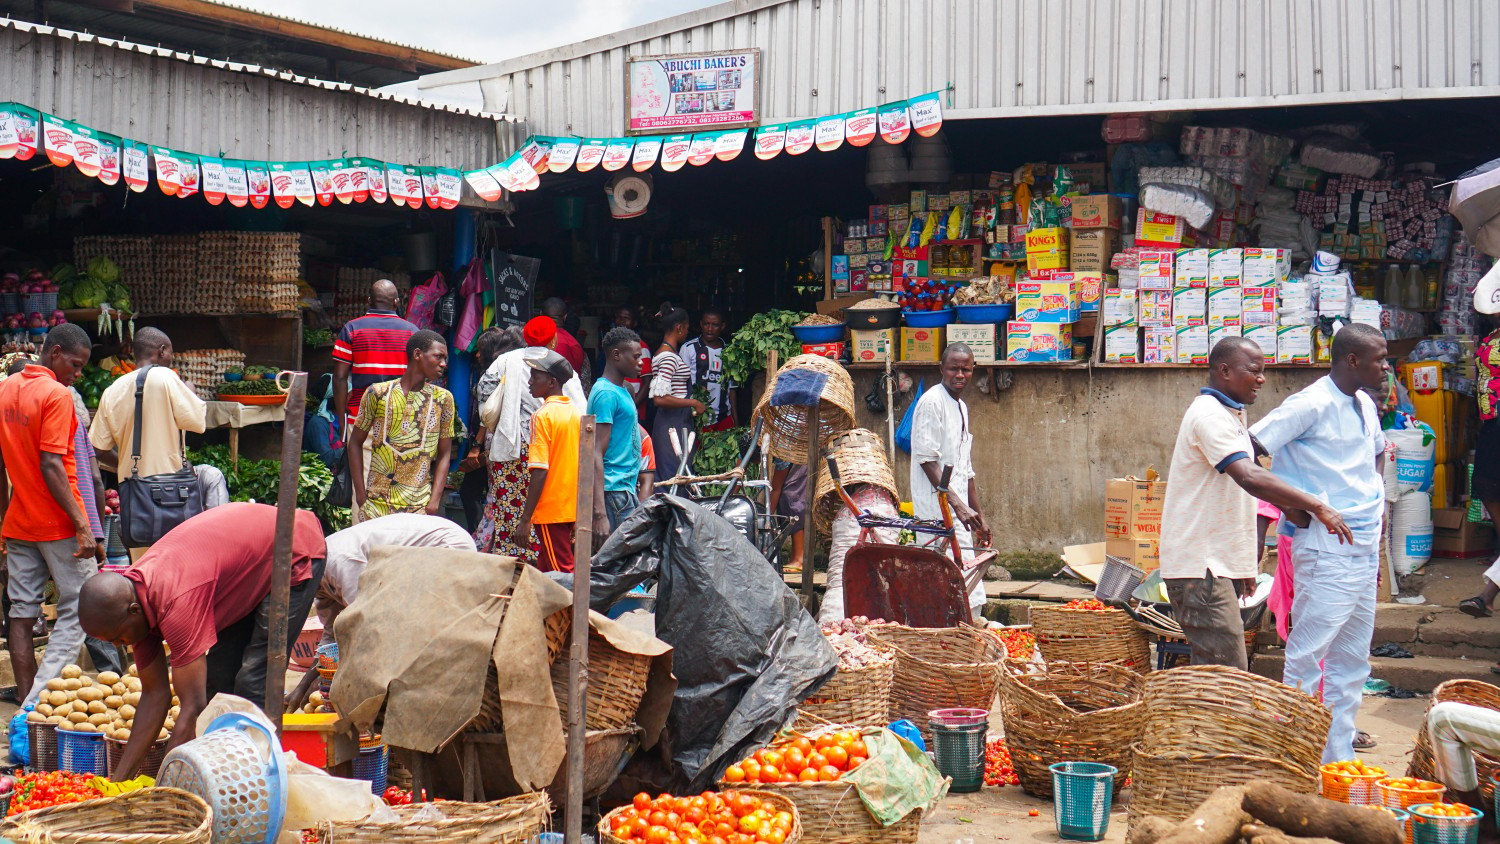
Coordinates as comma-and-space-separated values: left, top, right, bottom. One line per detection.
626, 48, 761, 135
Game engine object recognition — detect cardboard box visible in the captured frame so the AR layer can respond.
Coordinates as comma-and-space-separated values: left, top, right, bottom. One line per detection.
1208, 324, 1240, 354
1136, 209, 1186, 248
1275, 324, 1313, 364
901, 326, 945, 362
1025, 227, 1069, 273
1006, 321, 1073, 362
850, 328, 896, 364
1066, 271, 1107, 312
1242, 325, 1277, 363
801, 342, 844, 360
1208, 248, 1244, 287
1070, 228, 1122, 273
1103, 288, 1139, 327
1106, 538, 1161, 573
1207, 286, 1243, 327
1103, 325, 1140, 363
832, 255, 850, 280
1433, 519, 1495, 559
1137, 250, 1175, 290
1068, 162, 1109, 192
1016, 280, 1081, 323
1241, 287, 1277, 325
1172, 287, 1207, 327
1104, 475, 1168, 540
1070, 194, 1124, 229
1175, 325, 1209, 364
1139, 291, 1173, 328
1144, 327, 1176, 363
1243, 247, 1290, 285
1174, 248, 1210, 288
947, 324, 999, 364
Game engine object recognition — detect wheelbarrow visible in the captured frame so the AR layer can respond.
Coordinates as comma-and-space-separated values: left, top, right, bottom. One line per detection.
828, 458, 990, 628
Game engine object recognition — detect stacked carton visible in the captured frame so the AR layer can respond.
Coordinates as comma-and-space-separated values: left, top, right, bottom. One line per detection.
1104, 472, 1166, 572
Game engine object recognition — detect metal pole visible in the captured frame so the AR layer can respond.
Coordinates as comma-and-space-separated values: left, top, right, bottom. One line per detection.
800, 401, 820, 604
821, 217, 834, 302
565, 415, 597, 844
884, 354, 896, 460
266, 371, 307, 731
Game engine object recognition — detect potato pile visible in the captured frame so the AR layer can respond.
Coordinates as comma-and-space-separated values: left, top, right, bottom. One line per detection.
24, 664, 177, 742
300, 690, 333, 715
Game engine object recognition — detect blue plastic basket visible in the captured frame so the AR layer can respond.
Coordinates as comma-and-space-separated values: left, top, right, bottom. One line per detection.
56, 729, 107, 776
158, 712, 287, 844
902, 308, 955, 327
354, 743, 389, 795
954, 303, 1015, 324
1050, 761, 1118, 842
1410, 804, 1483, 844
790, 323, 847, 344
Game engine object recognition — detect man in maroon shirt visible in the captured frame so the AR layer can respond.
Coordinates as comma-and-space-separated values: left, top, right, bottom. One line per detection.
78, 502, 326, 779
540, 297, 587, 379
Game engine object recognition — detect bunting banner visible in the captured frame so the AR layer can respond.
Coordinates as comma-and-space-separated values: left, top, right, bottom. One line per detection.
753, 124, 785, 160
714, 128, 747, 161
547, 137, 580, 173
909, 91, 945, 137
878, 100, 912, 144
784, 120, 815, 156
224, 159, 248, 207
660, 134, 692, 172
845, 107, 878, 146
199, 155, 227, 205
97, 134, 120, 186
687, 132, 717, 167
122, 140, 150, 192
42, 115, 76, 168
246, 161, 271, 208
814, 114, 846, 152
575, 139, 607, 173
71, 123, 102, 178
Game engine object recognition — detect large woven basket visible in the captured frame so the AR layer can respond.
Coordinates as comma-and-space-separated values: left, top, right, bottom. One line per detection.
751, 355, 856, 464
812, 429, 899, 532
997, 660, 1146, 798
549, 629, 653, 730
1127, 743, 1319, 827
793, 645, 895, 732
735, 780, 918, 844
870, 625, 1006, 740
316, 791, 550, 844
1408, 679, 1500, 802
1030, 605, 1152, 672
601, 790, 801, 844
0, 787, 212, 844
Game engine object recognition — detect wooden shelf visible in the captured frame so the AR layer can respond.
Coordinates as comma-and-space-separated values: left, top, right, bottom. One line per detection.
846, 360, 1088, 370
1092, 362, 1328, 369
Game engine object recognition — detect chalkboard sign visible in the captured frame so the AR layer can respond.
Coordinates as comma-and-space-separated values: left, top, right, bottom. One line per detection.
491, 249, 540, 326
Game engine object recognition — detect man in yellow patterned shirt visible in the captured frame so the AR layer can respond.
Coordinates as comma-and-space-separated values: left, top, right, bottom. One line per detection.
349, 330, 456, 521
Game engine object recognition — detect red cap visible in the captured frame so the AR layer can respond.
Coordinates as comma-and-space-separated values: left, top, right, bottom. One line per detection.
523, 316, 557, 347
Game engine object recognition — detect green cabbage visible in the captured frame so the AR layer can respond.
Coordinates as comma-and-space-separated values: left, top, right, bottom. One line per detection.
106, 283, 130, 311
71, 279, 108, 308
86, 257, 119, 284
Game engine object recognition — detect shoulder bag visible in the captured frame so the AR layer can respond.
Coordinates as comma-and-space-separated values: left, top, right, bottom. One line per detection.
117, 366, 205, 546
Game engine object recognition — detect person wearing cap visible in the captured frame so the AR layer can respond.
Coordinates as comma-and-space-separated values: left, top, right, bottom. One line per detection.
348, 329, 457, 521
1459, 265, 1500, 636
516, 351, 583, 573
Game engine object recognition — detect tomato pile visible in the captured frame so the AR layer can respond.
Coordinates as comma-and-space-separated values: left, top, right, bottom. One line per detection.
7, 772, 103, 816
1418, 802, 1477, 818
607, 790, 795, 844
382, 786, 413, 806
1062, 598, 1108, 611
992, 628, 1035, 660
1323, 759, 1385, 783
1381, 777, 1444, 792
983, 739, 1018, 787
723, 731, 869, 785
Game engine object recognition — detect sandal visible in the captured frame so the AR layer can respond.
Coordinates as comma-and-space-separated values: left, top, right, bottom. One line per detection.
1354, 730, 1377, 751
1460, 597, 1494, 618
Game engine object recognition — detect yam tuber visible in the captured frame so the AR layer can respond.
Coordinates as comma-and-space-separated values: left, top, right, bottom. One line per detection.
1241, 783, 1401, 844
1154, 786, 1251, 844
1242, 822, 1342, 844
1128, 816, 1178, 844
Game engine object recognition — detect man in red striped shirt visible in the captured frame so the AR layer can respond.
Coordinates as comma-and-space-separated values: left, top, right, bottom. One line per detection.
332, 280, 420, 432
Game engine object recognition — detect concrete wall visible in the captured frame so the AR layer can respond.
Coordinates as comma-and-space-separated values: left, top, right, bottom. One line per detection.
842, 366, 1324, 552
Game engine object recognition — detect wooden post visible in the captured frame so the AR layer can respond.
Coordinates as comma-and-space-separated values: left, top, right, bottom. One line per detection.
800, 401, 820, 604
821, 217, 835, 302
266, 371, 307, 730
565, 416, 597, 844
884, 355, 896, 459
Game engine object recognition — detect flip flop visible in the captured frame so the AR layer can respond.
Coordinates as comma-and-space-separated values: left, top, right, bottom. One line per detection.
1354, 731, 1377, 750
1460, 597, 1494, 618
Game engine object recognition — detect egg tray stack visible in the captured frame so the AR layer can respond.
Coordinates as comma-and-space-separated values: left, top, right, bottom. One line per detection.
334, 267, 389, 325
236, 280, 301, 315
175, 348, 246, 401
72, 236, 152, 297
234, 233, 302, 281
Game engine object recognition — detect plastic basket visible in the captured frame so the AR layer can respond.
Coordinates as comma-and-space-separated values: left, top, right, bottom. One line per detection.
316, 642, 339, 670
55, 729, 106, 776
0, 294, 19, 315
106, 736, 169, 779
1093, 556, 1145, 603
1382, 779, 1449, 844
24, 293, 57, 314
1051, 761, 1118, 842
1410, 804, 1483, 844
928, 708, 987, 793
28, 722, 58, 772
157, 712, 287, 844
353, 744, 389, 796
1321, 762, 1389, 804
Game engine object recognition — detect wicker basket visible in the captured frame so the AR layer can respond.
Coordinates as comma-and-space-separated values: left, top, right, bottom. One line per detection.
997, 661, 1146, 798
812, 429, 899, 532
793, 645, 895, 732
751, 355, 856, 465
1030, 605, 1152, 673
869, 625, 1005, 740
734, 780, 917, 844
1408, 680, 1500, 803
602, 790, 802, 844
1128, 743, 1319, 827
316, 791, 550, 844
0, 787, 212, 844
549, 629, 653, 731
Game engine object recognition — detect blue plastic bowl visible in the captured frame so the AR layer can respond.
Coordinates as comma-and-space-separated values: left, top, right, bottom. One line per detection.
954, 303, 1015, 324
223, 372, 244, 382
790, 323, 847, 344
902, 308, 955, 328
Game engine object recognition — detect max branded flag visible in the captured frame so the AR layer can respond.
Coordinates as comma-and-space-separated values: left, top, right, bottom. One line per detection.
909, 91, 945, 138
753, 124, 785, 160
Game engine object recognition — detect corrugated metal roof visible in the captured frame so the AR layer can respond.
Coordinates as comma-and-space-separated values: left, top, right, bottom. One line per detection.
422, 0, 1500, 138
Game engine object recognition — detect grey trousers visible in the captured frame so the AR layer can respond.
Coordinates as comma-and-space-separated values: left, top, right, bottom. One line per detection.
1165, 568, 1248, 671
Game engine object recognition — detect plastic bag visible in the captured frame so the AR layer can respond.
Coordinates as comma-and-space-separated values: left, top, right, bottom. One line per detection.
581, 496, 837, 789
893, 378, 923, 454
9, 704, 31, 765
404, 272, 447, 330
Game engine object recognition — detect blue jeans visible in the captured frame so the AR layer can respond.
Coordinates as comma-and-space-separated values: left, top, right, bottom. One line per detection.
605, 491, 640, 532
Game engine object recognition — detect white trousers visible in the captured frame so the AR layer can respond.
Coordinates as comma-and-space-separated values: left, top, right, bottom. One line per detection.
821, 487, 899, 623
1283, 539, 1378, 763
1483, 555, 1500, 588
1429, 701, 1500, 792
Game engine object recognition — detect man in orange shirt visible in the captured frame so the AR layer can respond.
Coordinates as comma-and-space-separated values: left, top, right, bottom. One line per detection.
0, 324, 98, 707
516, 351, 582, 573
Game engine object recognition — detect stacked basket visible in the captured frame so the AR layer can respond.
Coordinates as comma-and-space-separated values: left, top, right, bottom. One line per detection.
1127, 665, 1329, 830
0, 787, 212, 844
319, 791, 550, 843
812, 429, 899, 533
1408, 680, 1500, 804
751, 355, 856, 465
870, 625, 1006, 741
1030, 604, 1152, 673
997, 661, 1146, 798
793, 636, 894, 732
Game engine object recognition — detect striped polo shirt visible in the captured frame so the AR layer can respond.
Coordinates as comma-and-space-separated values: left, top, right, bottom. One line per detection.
332, 309, 419, 427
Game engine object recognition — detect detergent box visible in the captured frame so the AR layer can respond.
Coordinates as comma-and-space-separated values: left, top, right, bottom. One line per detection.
1174, 248, 1210, 288
1006, 321, 1074, 362
1103, 325, 1140, 363
1102, 288, 1138, 326
1242, 325, 1277, 363
1172, 287, 1207, 326
1015, 280, 1080, 323
1175, 325, 1210, 364
1207, 286, 1243, 327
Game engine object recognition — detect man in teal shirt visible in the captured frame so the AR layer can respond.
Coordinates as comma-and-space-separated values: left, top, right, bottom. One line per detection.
589, 327, 645, 532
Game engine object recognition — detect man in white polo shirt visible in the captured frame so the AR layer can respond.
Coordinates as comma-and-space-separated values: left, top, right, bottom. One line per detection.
1159, 337, 1351, 670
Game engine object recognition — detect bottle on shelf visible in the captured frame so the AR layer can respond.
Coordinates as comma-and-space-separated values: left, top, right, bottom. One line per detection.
1404, 264, 1425, 310
1382, 265, 1404, 306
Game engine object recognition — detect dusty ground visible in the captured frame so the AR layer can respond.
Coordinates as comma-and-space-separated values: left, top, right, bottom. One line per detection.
916, 695, 1429, 844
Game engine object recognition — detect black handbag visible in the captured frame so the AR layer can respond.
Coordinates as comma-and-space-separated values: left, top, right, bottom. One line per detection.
117, 367, 204, 547
326, 446, 352, 509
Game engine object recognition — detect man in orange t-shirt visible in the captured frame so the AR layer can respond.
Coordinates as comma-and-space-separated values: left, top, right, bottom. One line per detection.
0, 324, 97, 707
517, 351, 582, 573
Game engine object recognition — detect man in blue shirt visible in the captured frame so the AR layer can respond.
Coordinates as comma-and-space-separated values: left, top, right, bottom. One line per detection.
1251, 323, 1389, 763
589, 327, 645, 533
